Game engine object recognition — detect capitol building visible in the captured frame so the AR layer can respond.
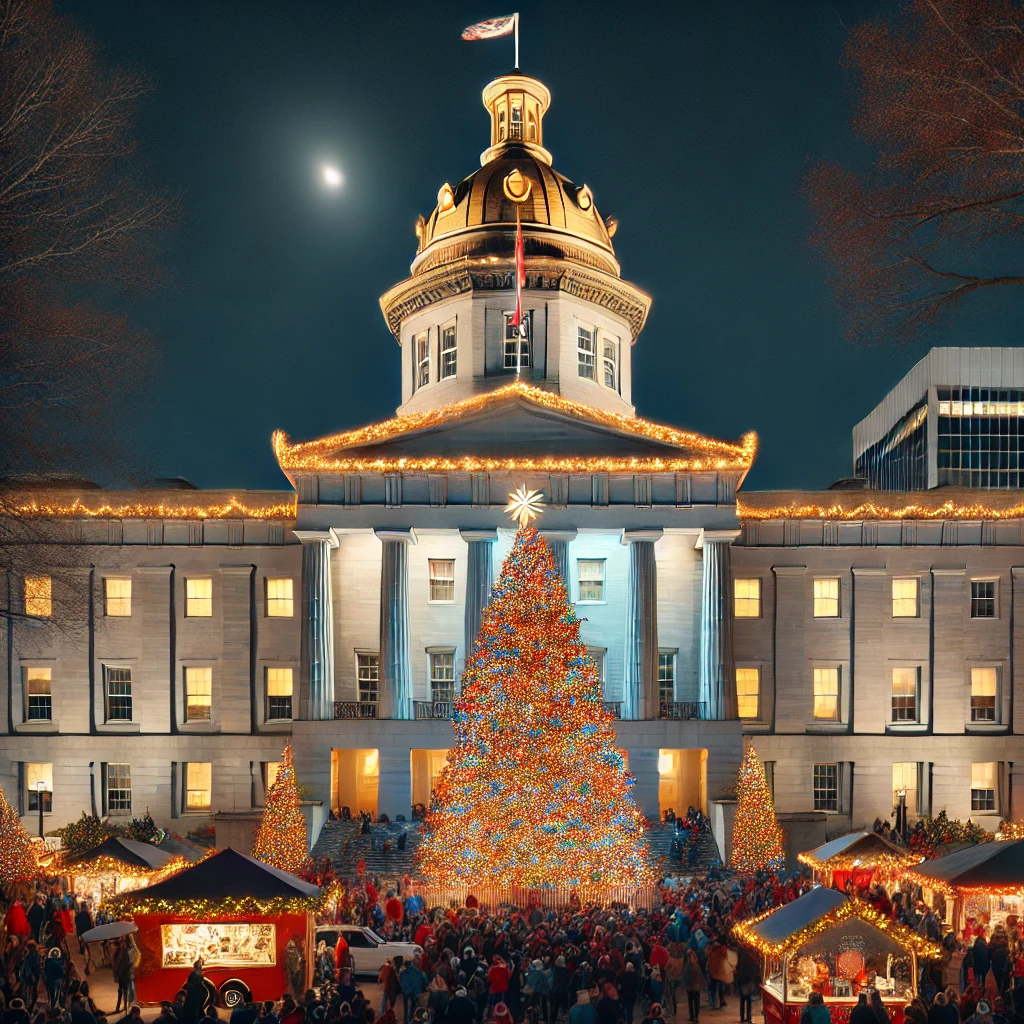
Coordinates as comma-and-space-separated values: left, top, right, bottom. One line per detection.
3, 70, 1023, 862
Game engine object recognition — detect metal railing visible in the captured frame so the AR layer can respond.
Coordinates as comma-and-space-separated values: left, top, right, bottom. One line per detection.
659, 701, 704, 720
413, 700, 454, 720
333, 701, 378, 720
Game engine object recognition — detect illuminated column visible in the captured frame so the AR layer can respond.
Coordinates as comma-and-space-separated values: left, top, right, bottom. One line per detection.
541, 528, 577, 588
622, 529, 662, 720
460, 529, 497, 672
698, 530, 740, 720
376, 529, 416, 720
295, 530, 338, 721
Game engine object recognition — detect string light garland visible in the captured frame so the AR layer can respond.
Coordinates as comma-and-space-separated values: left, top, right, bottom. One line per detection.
731, 744, 785, 873
59, 853, 190, 881
2, 496, 296, 521
417, 510, 655, 892
798, 850, 921, 876
738, 489, 1024, 522
251, 743, 309, 874
274, 380, 757, 471
111, 893, 321, 917
997, 819, 1024, 840
0, 787, 39, 888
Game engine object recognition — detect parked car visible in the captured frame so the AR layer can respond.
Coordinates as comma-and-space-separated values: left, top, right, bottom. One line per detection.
315, 924, 422, 976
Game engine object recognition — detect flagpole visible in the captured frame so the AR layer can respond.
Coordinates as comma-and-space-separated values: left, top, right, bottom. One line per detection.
514, 12, 519, 70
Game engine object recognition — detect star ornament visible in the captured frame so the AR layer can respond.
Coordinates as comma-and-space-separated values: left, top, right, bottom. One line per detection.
504, 486, 546, 529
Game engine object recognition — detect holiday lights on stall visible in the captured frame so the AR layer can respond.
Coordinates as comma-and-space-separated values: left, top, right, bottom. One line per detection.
731, 744, 785, 873
251, 743, 309, 874
416, 495, 654, 893
0, 787, 39, 889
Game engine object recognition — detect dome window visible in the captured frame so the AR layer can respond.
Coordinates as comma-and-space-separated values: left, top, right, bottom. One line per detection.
504, 312, 531, 370
440, 322, 457, 380
576, 185, 594, 211
503, 168, 532, 203
415, 330, 430, 389
437, 183, 455, 212
510, 100, 523, 141
498, 108, 506, 141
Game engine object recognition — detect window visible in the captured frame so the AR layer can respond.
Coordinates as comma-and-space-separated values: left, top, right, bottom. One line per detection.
264, 761, 281, 791
266, 578, 294, 617
104, 668, 132, 722
812, 667, 840, 721
970, 667, 998, 722
510, 101, 523, 139
813, 579, 840, 618
24, 577, 51, 618
602, 335, 618, 391
24, 667, 52, 721
971, 761, 997, 812
577, 559, 605, 602
891, 667, 919, 723
971, 580, 997, 619
430, 652, 455, 703
813, 764, 839, 811
893, 762, 919, 813
577, 325, 596, 380
586, 647, 606, 686
105, 578, 132, 617
658, 651, 675, 704
892, 578, 919, 617
266, 668, 293, 721
734, 578, 761, 618
184, 667, 212, 722
186, 578, 212, 617
106, 763, 131, 813
357, 654, 379, 703
736, 667, 760, 720
503, 312, 531, 369
415, 331, 429, 387
428, 559, 455, 602
26, 763, 52, 813
185, 762, 212, 811
440, 324, 457, 379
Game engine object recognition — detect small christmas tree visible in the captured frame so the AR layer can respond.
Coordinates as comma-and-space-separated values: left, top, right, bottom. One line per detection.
418, 489, 653, 891
0, 787, 38, 890
731, 743, 785, 872
252, 743, 309, 873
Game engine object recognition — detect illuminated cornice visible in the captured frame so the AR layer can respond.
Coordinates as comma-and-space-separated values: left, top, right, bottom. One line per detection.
1, 493, 296, 521
273, 380, 757, 474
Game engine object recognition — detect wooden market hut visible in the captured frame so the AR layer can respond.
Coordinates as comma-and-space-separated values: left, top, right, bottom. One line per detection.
63, 837, 185, 905
798, 832, 922, 890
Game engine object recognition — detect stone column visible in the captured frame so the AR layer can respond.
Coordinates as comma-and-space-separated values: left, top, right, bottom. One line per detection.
541, 529, 577, 589
698, 530, 740, 720
375, 529, 416, 720
295, 530, 339, 721
460, 529, 497, 671
622, 529, 662, 720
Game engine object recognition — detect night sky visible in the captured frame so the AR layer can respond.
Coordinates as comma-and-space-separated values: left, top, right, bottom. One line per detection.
57, 1, 1024, 493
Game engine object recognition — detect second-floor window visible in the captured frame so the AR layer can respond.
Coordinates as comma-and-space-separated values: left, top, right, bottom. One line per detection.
104, 668, 132, 722
970, 667, 998, 722
428, 560, 455, 602
25, 667, 52, 721
504, 312, 531, 369
266, 578, 294, 617
430, 652, 455, 703
971, 761, 998, 812
106, 763, 131, 813
813, 763, 838, 811
813, 578, 839, 618
603, 336, 618, 390
266, 668, 293, 721
891, 667, 919, 723
893, 762, 919, 812
736, 667, 760, 720
892, 578, 919, 617
105, 578, 132, 617
440, 324, 457, 379
185, 667, 212, 722
578, 325, 596, 380
357, 653, 379, 703
26, 762, 52, 813
734, 578, 761, 618
812, 667, 840, 721
577, 559, 605, 602
186, 578, 212, 617
658, 651, 675, 704
185, 762, 212, 811
24, 577, 51, 618
415, 331, 429, 387
971, 580, 997, 618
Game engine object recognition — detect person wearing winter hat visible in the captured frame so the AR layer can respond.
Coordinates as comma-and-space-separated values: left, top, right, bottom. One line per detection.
493, 1002, 513, 1024
639, 1004, 663, 1024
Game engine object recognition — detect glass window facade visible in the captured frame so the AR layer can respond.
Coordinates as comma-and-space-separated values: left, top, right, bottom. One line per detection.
937, 388, 1024, 488
855, 400, 928, 490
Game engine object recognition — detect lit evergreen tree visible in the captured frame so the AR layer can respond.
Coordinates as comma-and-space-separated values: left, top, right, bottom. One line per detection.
0, 787, 38, 890
731, 744, 785, 872
252, 743, 308, 873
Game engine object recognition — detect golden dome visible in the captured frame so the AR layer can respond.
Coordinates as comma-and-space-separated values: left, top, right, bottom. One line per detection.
411, 73, 619, 278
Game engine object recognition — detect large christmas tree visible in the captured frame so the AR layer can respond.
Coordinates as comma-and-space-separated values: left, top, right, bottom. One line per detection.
731, 743, 785, 872
0, 787, 38, 891
252, 743, 309, 873
418, 492, 653, 891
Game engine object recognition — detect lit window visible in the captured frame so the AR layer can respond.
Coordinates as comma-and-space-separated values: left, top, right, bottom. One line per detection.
503, 312, 531, 369
415, 331, 429, 387
734, 578, 761, 618
813, 579, 839, 618
265, 761, 281, 790
893, 762, 918, 813
430, 652, 455, 703
24, 577, 51, 618
736, 667, 760, 720
970, 667, 998, 722
971, 580, 996, 619
105, 578, 132, 617
184, 667, 212, 722
813, 763, 838, 811
186, 578, 212, 617
357, 654, 378, 703
892, 578, 918, 617
266, 578, 294, 617
658, 651, 675, 704
440, 324, 457, 380
266, 668, 293, 721
891, 667, 918, 723
510, 101, 523, 140
577, 559, 605, 602
577, 325, 596, 380
104, 667, 132, 722
971, 761, 997, 812
586, 647, 606, 686
26, 763, 52, 813
602, 335, 618, 390
185, 762, 212, 811
106, 763, 131, 813
428, 559, 455, 602
25, 667, 51, 721
812, 667, 840, 721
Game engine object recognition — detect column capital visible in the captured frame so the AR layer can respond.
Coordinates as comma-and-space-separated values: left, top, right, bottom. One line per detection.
541, 529, 578, 543
293, 529, 339, 549
459, 528, 498, 543
695, 528, 740, 549
621, 528, 663, 545
374, 528, 417, 545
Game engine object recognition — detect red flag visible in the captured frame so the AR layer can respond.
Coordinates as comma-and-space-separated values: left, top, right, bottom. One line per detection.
461, 15, 516, 40
510, 208, 525, 328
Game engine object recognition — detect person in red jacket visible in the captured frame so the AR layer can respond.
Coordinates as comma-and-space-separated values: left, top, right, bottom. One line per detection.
488, 956, 510, 1007
334, 931, 351, 975
386, 895, 403, 925
650, 941, 669, 972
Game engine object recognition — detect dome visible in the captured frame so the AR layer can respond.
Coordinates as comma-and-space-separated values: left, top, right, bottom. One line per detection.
411, 73, 619, 278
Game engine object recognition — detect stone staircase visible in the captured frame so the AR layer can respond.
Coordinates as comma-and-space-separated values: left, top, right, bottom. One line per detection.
646, 822, 722, 873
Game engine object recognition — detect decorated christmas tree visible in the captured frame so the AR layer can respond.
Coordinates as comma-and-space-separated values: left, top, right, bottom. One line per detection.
252, 743, 309, 873
0, 787, 38, 890
418, 487, 654, 891
731, 743, 785, 872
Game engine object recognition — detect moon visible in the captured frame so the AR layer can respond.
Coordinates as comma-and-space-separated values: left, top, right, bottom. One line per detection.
322, 164, 343, 188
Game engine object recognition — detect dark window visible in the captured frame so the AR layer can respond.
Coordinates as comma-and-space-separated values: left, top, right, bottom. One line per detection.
503, 313, 532, 370
971, 581, 997, 618
813, 764, 839, 811
104, 668, 132, 722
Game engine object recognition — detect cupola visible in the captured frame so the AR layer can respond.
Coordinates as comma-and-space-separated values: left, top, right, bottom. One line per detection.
480, 72, 552, 165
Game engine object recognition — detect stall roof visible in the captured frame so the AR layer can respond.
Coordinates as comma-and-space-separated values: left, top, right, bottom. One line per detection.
745, 886, 846, 946
69, 836, 174, 870
904, 839, 1024, 893
800, 831, 910, 868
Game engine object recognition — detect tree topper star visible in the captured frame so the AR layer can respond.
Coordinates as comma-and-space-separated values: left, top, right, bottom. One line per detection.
504, 485, 546, 529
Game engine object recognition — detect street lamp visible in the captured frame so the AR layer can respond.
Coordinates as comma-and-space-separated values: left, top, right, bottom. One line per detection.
895, 788, 908, 843
35, 779, 46, 838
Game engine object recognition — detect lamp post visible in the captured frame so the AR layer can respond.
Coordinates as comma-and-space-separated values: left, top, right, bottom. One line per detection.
35, 779, 46, 838
896, 788, 908, 843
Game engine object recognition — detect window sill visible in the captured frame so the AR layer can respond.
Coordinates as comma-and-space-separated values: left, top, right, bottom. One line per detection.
426, 600, 456, 606
16, 721, 58, 734
180, 722, 219, 733
886, 723, 927, 734
805, 722, 847, 733
261, 720, 293, 731
965, 722, 1008, 734
575, 600, 607, 606
98, 722, 141, 733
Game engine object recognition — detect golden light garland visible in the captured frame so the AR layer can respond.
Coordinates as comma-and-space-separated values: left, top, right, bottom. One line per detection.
997, 819, 1024, 840
738, 489, 1024, 522
797, 851, 922, 874
111, 893, 321, 917
61, 854, 190, 882
274, 380, 757, 471
3, 496, 296, 521
900, 867, 1024, 899
732, 895, 943, 959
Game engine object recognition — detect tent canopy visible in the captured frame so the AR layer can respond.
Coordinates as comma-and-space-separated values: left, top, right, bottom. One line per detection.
906, 839, 1024, 890
801, 831, 908, 867
69, 836, 173, 871
745, 886, 847, 946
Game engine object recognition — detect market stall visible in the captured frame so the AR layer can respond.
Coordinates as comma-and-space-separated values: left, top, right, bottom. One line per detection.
902, 838, 1024, 936
62, 837, 185, 906
115, 847, 320, 1009
733, 886, 941, 1024
798, 832, 922, 891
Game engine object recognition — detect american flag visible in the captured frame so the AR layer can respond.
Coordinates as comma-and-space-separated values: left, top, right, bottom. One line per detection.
461, 15, 516, 41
